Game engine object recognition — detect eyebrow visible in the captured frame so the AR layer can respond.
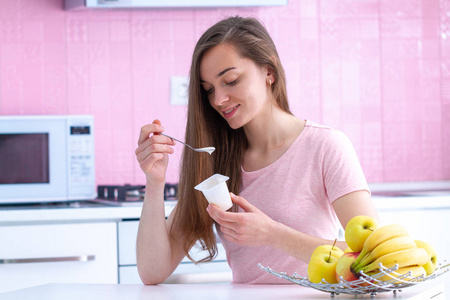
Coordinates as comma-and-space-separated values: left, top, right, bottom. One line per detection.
200, 67, 236, 83
217, 67, 236, 77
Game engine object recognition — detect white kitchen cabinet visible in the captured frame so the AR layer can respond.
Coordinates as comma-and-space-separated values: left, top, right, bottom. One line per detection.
374, 196, 450, 298
379, 209, 449, 255
374, 197, 450, 262
117, 220, 232, 284
0, 222, 118, 293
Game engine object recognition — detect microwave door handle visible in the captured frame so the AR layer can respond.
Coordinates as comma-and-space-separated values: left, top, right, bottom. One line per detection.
0, 255, 95, 264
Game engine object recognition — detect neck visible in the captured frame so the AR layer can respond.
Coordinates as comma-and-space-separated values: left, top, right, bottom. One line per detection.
243, 105, 298, 152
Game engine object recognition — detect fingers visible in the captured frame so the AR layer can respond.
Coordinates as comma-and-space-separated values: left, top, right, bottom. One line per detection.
206, 194, 257, 224
136, 120, 175, 155
230, 193, 257, 213
206, 205, 241, 241
220, 228, 242, 245
135, 133, 174, 162
137, 119, 164, 145
135, 120, 178, 176
135, 141, 172, 165
207, 203, 242, 223
136, 134, 175, 155
138, 151, 165, 170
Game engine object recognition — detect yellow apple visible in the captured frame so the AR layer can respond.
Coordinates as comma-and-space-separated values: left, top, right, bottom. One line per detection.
307, 252, 340, 284
335, 252, 360, 282
311, 244, 344, 260
345, 215, 379, 252
414, 240, 438, 275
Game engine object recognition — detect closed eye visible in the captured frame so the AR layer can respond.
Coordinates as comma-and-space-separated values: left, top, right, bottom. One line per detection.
227, 79, 238, 86
203, 79, 237, 95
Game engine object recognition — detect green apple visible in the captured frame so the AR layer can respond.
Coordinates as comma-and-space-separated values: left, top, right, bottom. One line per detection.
311, 244, 344, 260
414, 240, 438, 275
345, 215, 379, 252
335, 252, 360, 282
307, 252, 340, 284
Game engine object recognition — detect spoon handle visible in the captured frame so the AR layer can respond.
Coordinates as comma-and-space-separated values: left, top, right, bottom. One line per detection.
160, 133, 193, 149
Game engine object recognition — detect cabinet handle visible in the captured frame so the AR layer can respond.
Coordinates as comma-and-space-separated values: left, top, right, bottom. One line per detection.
0, 255, 95, 264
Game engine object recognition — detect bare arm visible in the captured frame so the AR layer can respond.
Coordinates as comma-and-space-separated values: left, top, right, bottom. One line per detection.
134, 120, 186, 284
136, 186, 186, 284
208, 190, 378, 264
270, 190, 378, 261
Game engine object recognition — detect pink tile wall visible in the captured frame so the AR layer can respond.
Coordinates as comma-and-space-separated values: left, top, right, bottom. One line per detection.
0, 0, 449, 185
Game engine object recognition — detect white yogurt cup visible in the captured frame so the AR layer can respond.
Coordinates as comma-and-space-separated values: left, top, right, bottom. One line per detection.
194, 174, 233, 211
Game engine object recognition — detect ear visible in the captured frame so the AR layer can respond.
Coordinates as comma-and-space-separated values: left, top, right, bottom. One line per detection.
264, 66, 275, 85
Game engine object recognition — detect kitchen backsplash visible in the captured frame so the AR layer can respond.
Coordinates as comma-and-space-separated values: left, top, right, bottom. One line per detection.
0, 0, 449, 184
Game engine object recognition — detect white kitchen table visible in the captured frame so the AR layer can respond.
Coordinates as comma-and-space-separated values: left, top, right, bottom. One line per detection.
0, 282, 445, 300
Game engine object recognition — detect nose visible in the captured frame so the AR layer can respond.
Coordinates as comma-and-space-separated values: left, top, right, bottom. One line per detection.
213, 86, 229, 107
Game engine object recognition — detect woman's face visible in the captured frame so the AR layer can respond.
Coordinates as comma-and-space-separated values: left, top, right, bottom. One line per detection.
199, 43, 272, 129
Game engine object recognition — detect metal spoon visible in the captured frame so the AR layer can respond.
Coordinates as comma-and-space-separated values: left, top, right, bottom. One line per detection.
160, 133, 215, 155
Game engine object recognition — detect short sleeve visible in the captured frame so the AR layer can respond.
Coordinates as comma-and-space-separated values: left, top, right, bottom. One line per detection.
321, 130, 370, 203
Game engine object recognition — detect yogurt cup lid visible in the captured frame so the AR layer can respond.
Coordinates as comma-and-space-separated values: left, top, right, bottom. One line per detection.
194, 174, 229, 192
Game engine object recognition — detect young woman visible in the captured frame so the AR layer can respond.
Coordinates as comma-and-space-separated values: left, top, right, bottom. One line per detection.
135, 16, 378, 284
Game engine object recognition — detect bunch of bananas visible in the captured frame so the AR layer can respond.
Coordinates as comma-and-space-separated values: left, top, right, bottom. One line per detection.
350, 224, 429, 278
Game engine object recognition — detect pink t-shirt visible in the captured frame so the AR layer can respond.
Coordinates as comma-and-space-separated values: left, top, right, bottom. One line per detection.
216, 120, 370, 284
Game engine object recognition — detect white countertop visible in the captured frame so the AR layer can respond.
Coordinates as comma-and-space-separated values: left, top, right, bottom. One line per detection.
0, 282, 445, 300
1, 179, 449, 226
372, 195, 450, 211
0, 204, 140, 225
0, 201, 176, 225
1, 193, 449, 226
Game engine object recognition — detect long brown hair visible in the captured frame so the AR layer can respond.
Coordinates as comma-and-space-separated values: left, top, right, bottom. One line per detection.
171, 16, 291, 263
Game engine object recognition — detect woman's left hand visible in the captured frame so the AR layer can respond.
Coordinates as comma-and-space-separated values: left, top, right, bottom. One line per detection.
206, 193, 277, 247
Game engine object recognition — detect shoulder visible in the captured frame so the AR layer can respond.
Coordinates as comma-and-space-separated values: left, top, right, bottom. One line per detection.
304, 120, 352, 150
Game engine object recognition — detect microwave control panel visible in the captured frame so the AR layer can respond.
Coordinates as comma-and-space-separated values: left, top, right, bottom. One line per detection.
66, 116, 95, 199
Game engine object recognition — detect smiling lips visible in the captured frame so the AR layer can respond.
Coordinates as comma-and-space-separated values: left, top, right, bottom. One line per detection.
222, 105, 239, 119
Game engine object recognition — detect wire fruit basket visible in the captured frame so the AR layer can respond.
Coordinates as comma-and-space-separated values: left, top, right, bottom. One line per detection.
258, 261, 449, 299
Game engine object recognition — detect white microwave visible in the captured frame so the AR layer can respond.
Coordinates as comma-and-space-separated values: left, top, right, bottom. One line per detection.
0, 115, 96, 204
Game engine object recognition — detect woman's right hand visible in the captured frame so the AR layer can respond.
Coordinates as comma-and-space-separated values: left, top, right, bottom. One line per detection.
135, 120, 175, 184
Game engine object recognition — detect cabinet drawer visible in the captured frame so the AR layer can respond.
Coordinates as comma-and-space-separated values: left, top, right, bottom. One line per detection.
118, 221, 227, 266
118, 221, 140, 265
0, 222, 118, 293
